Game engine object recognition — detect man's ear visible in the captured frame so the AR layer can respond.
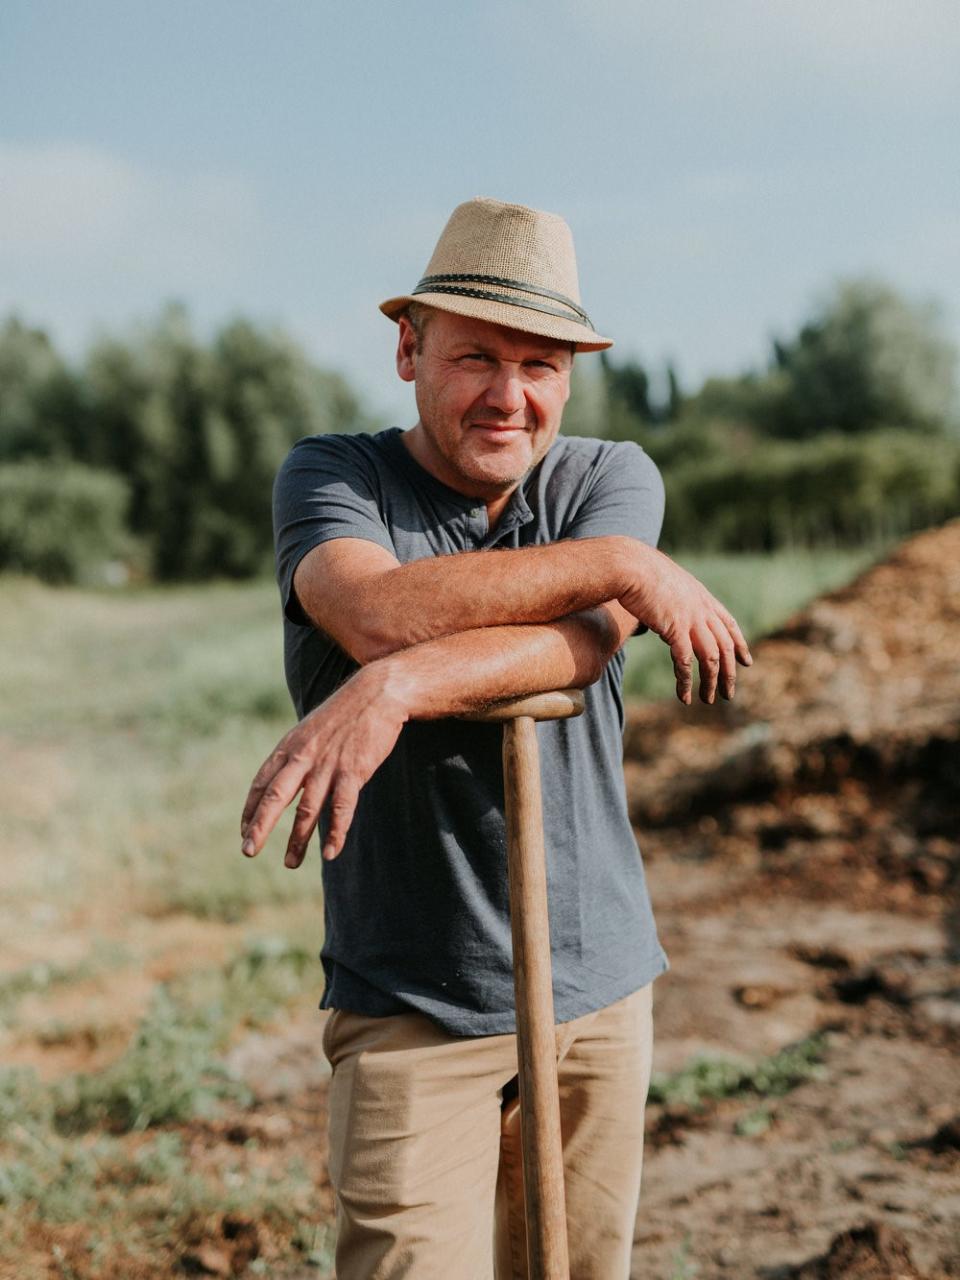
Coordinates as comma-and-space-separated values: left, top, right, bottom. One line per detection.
396, 316, 418, 383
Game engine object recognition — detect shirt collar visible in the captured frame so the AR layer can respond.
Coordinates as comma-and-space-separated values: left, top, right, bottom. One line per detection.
382, 427, 538, 535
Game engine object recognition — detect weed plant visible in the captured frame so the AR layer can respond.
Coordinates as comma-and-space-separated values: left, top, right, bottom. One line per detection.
647, 1031, 829, 1110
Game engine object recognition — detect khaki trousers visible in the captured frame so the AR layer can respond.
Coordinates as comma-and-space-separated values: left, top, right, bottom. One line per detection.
322, 983, 654, 1280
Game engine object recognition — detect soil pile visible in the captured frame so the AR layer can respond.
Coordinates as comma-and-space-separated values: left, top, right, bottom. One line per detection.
787, 1220, 938, 1279
624, 519, 960, 919
628, 521, 960, 1278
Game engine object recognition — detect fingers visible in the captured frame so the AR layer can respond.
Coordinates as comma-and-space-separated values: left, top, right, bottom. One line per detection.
241, 749, 287, 836
671, 602, 750, 706
283, 767, 333, 869
692, 624, 721, 705
322, 775, 361, 861
708, 617, 738, 701
241, 757, 311, 858
717, 604, 752, 666
671, 640, 694, 706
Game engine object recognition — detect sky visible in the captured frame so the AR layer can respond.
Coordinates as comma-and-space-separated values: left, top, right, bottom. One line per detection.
2, 1, 958, 421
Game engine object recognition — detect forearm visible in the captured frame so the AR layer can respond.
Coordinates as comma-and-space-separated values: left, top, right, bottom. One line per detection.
367, 607, 620, 720
240, 609, 618, 864
295, 535, 640, 660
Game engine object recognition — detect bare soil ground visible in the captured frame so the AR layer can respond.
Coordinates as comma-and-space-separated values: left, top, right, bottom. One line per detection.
628, 520, 960, 1278
3, 523, 958, 1278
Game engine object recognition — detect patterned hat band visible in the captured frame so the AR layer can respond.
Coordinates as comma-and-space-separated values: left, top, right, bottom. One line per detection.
412, 273, 596, 332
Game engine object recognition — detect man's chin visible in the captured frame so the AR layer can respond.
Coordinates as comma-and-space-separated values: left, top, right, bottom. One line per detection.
460, 441, 537, 487
461, 458, 530, 493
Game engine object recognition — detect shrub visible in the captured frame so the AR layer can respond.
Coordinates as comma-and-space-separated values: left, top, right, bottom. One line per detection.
0, 462, 131, 583
661, 430, 960, 551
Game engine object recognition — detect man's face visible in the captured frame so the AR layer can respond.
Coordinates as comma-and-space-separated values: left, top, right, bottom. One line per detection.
397, 308, 573, 500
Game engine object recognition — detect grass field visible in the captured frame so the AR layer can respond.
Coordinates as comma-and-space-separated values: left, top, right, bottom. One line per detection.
0, 544, 884, 1274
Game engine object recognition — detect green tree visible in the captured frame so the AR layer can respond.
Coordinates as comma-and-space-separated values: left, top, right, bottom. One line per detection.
77, 306, 373, 579
762, 279, 959, 439
0, 317, 84, 462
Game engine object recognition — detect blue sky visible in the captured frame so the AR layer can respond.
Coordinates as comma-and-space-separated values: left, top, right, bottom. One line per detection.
2, 1, 958, 420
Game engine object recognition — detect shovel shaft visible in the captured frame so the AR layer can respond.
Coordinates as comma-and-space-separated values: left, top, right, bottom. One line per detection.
503, 715, 570, 1280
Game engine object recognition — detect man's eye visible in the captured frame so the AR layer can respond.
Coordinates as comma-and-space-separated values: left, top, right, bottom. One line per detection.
528, 360, 556, 372
463, 353, 491, 363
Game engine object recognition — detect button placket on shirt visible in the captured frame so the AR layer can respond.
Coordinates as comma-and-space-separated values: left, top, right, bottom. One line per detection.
482, 492, 535, 550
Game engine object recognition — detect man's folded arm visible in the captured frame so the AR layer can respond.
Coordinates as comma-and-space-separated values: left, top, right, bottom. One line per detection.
292, 534, 640, 664
241, 605, 634, 867
290, 532, 750, 706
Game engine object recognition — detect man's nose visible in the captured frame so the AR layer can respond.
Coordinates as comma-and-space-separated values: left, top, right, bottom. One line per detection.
484, 364, 526, 415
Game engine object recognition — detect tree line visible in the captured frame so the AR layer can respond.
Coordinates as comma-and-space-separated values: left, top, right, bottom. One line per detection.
563, 279, 959, 551
1, 280, 958, 583
0, 305, 371, 582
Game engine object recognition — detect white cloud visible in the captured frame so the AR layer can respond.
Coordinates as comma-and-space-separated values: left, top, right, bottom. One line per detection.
562, 0, 960, 103
0, 143, 263, 303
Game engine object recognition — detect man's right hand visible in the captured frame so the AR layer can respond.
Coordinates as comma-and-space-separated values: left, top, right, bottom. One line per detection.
617, 541, 752, 705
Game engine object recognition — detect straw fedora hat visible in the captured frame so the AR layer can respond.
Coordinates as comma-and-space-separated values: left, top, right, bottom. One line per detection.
380, 197, 613, 352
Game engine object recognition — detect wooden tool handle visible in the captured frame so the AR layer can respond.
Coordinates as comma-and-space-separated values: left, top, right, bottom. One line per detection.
462, 687, 585, 724
503, 715, 571, 1279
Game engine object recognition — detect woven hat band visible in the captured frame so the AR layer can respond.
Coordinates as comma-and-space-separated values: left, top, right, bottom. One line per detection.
412, 273, 594, 330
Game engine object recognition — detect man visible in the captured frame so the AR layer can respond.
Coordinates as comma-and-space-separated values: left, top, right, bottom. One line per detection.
241, 197, 751, 1279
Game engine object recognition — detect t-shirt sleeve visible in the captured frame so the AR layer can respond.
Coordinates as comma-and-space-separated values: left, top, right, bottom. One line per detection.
561, 440, 665, 548
273, 435, 397, 626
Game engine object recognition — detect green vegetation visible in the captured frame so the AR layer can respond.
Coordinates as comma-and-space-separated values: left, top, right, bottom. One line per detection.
0, 574, 308, 922
0, 462, 131, 583
2, 275, 958, 585
568, 277, 960, 554
55, 937, 316, 1134
0, 1100, 322, 1274
0, 937, 328, 1273
0, 306, 374, 582
647, 1031, 829, 1110
668, 1234, 699, 1280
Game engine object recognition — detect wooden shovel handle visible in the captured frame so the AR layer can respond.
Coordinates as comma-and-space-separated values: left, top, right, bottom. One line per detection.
502, 714, 570, 1278
462, 687, 585, 724
462, 687, 584, 1278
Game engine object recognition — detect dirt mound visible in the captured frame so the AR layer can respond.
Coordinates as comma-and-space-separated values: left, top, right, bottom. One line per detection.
624, 521, 960, 919
786, 1220, 941, 1279
629, 524, 960, 1276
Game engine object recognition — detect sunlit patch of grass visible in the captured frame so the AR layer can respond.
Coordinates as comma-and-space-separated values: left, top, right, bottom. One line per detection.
52, 936, 317, 1135
0, 575, 328, 945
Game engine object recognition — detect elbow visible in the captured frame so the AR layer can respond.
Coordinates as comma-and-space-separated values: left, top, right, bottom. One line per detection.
352, 634, 400, 665
344, 600, 406, 665
573, 608, 623, 685
343, 619, 399, 666
591, 609, 625, 666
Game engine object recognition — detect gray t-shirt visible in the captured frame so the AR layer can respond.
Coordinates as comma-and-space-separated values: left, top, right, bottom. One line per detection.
273, 426, 669, 1036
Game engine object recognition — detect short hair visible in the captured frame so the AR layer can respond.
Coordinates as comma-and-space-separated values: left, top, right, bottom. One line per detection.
404, 301, 433, 353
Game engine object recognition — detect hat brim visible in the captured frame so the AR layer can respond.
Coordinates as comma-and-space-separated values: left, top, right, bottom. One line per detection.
379, 292, 613, 353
